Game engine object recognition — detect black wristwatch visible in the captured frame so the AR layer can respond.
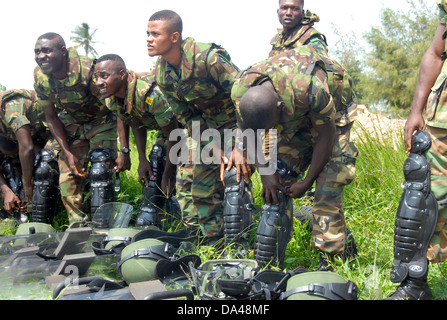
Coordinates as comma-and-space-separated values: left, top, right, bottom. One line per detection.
120, 147, 131, 155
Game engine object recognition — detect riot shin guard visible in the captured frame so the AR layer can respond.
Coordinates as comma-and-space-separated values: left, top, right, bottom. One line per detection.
136, 144, 166, 227
31, 149, 59, 224
390, 130, 438, 283
2, 157, 28, 223
254, 189, 292, 268
222, 164, 254, 250
88, 148, 116, 217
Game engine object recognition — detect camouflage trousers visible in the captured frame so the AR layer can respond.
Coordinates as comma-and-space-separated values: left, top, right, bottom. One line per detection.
282, 122, 358, 255
48, 120, 117, 224
424, 125, 447, 263
173, 134, 225, 239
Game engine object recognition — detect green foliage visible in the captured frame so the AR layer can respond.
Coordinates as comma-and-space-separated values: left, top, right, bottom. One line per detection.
71, 22, 100, 58
360, 0, 437, 109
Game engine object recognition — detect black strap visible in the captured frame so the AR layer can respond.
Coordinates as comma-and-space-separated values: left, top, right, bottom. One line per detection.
280, 281, 358, 300
117, 243, 174, 270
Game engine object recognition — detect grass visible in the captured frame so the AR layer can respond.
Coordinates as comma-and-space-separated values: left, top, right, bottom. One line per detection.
1, 121, 446, 300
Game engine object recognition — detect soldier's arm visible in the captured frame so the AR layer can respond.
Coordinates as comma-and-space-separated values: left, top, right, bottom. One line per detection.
405, 23, 446, 151
14, 125, 35, 202
43, 104, 86, 177
0, 170, 20, 212
115, 117, 131, 172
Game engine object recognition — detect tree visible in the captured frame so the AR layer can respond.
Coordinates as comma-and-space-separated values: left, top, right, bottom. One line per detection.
360, 0, 437, 110
70, 22, 99, 58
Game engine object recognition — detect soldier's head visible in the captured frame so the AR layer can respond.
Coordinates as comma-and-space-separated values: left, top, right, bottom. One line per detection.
237, 82, 284, 131
147, 10, 183, 58
93, 54, 128, 100
277, 0, 305, 34
34, 32, 68, 79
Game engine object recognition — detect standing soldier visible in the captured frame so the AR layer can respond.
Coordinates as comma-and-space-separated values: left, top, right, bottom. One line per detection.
147, 10, 241, 244
33, 33, 127, 224
386, 0, 447, 300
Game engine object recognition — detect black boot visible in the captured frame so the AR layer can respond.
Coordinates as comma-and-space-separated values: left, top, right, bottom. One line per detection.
386, 277, 433, 300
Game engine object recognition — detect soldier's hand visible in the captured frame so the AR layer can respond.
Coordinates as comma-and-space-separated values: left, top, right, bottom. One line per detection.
404, 113, 426, 153
286, 181, 310, 199
260, 172, 287, 205
138, 158, 153, 187
221, 147, 251, 184
3, 190, 20, 213
67, 154, 87, 177
115, 153, 131, 173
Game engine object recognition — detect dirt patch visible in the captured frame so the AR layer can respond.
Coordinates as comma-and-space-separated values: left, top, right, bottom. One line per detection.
351, 105, 405, 148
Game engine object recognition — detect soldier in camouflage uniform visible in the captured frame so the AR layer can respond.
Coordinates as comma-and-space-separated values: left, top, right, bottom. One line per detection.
266, 0, 358, 270
33, 33, 120, 224
93, 54, 180, 225
0, 89, 50, 210
147, 10, 240, 242
386, 0, 447, 300
232, 47, 338, 267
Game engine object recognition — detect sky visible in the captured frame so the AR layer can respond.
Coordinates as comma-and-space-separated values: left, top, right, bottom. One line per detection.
0, 0, 418, 90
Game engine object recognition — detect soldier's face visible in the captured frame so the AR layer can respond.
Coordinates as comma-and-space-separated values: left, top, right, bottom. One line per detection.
147, 20, 178, 57
93, 60, 126, 99
34, 38, 67, 77
278, 0, 304, 31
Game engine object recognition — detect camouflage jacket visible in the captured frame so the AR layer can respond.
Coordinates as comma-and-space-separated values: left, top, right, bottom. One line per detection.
152, 37, 239, 133
0, 89, 49, 142
105, 71, 174, 130
33, 47, 113, 125
426, 0, 447, 129
270, 11, 328, 57
232, 47, 335, 161
269, 11, 357, 126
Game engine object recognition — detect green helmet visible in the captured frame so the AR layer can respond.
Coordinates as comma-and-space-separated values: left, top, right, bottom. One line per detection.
15, 222, 56, 235
104, 228, 141, 251
118, 238, 173, 284
281, 271, 358, 300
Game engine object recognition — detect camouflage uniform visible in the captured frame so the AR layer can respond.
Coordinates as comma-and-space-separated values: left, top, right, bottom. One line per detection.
232, 46, 357, 255
104, 71, 174, 146
152, 37, 240, 238
34, 47, 117, 223
419, 0, 447, 263
0, 89, 50, 145
0, 89, 52, 212
267, 11, 358, 255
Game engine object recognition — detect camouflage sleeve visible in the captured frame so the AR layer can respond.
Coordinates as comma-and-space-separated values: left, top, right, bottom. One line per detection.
439, 0, 447, 24
3, 98, 31, 133
206, 49, 240, 94
33, 66, 54, 110
145, 86, 174, 128
308, 66, 336, 126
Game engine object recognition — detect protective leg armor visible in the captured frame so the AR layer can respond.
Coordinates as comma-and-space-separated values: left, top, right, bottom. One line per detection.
254, 160, 293, 268
2, 157, 28, 223
136, 144, 166, 227
390, 130, 438, 283
31, 149, 59, 224
88, 148, 116, 217
222, 164, 254, 248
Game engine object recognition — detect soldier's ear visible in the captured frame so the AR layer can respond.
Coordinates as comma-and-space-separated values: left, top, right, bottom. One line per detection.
171, 32, 181, 44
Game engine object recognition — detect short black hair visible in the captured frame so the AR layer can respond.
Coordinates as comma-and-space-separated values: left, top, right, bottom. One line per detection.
149, 10, 183, 34
37, 32, 66, 48
96, 54, 127, 70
